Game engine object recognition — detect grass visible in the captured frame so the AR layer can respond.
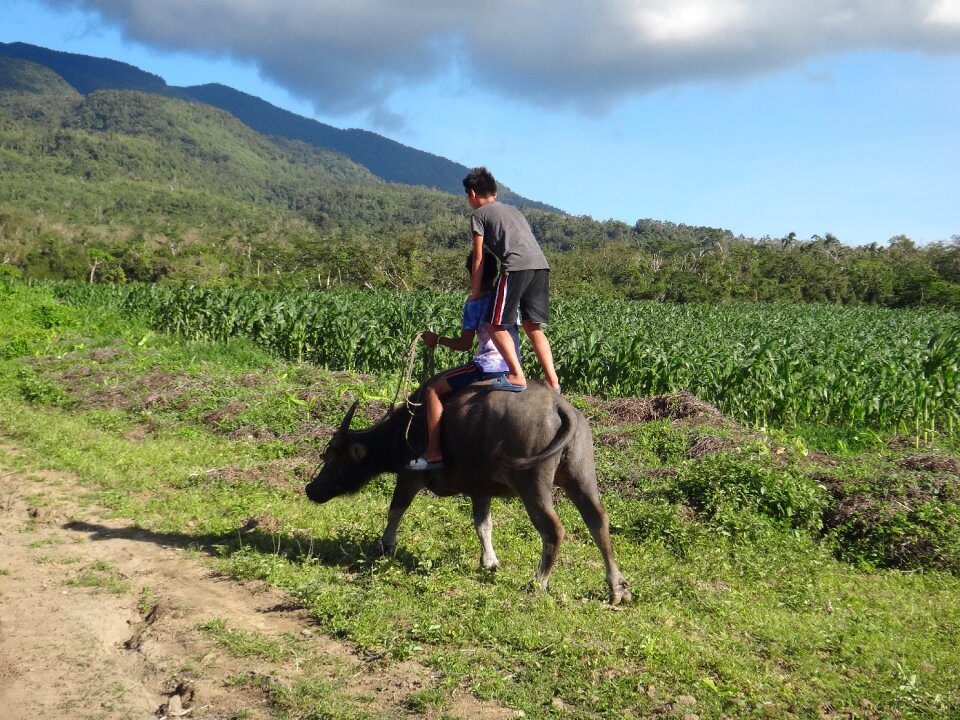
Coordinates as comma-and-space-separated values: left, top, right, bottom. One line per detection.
65, 560, 132, 594
2, 281, 960, 718
225, 673, 353, 720
200, 618, 298, 662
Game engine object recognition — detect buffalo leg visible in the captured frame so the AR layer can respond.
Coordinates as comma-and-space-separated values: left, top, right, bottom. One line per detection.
515, 470, 565, 590
471, 495, 499, 570
379, 474, 427, 555
562, 477, 631, 605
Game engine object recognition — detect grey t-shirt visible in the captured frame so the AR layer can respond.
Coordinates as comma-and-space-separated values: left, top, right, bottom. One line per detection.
471, 201, 549, 271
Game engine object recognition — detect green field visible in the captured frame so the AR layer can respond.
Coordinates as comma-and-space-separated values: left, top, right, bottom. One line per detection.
51, 282, 960, 436
2, 279, 960, 719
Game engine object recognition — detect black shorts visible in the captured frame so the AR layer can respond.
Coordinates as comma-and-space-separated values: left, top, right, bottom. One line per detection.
486, 269, 550, 326
440, 362, 505, 392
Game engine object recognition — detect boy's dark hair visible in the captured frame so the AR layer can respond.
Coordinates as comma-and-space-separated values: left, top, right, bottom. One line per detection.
466, 252, 498, 288
463, 167, 497, 198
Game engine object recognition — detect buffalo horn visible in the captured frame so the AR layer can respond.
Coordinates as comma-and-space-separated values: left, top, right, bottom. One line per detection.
338, 400, 360, 437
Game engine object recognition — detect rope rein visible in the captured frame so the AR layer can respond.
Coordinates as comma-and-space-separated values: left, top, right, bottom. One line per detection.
390, 330, 425, 413
311, 331, 432, 480
387, 331, 435, 452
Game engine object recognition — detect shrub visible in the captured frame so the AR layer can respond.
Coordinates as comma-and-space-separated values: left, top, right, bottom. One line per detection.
822, 472, 960, 571
31, 302, 75, 329
0, 263, 23, 280
15, 368, 68, 406
627, 499, 702, 555
675, 453, 827, 536
0, 335, 33, 359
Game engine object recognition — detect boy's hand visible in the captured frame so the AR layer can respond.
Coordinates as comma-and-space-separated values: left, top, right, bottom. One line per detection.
421, 331, 439, 347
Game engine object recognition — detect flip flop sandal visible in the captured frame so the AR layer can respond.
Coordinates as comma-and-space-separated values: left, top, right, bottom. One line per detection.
406, 456, 445, 471
489, 376, 527, 392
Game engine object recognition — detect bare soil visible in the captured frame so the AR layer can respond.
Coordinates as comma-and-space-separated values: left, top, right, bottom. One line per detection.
0, 444, 513, 720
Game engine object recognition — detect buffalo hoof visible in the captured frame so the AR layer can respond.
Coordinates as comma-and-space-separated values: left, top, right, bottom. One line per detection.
378, 540, 397, 557
609, 584, 632, 606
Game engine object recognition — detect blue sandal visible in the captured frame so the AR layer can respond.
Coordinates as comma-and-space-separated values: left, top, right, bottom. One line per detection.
489, 376, 527, 392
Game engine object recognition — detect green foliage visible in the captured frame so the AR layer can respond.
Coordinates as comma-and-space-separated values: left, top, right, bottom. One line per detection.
0, 283, 33, 358
14, 367, 68, 406
0, 85, 470, 288
625, 499, 703, 555
199, 618, 295, 661
50, 281, 960, 437
31, 301, 75, 329
676, 453, 828, 535
0, 335, 32, 360
1, 73, 960, 306
0, 263, 23, 280
65, 560, 131, 594
3, 282, 960, 719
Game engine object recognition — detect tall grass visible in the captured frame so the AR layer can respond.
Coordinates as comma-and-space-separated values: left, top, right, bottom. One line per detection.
51, 282, 960, 436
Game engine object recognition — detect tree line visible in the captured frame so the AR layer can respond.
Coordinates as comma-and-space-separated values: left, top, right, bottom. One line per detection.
3, 198, 958, 309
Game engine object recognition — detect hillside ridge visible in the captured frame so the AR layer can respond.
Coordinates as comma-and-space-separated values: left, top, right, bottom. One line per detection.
0, 41, 556, 210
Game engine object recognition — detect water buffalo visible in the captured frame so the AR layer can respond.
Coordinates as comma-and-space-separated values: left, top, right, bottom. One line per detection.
305, 380, 631, 605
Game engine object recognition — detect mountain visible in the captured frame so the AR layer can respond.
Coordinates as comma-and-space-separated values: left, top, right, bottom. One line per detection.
0, 55, 485, 286
0, 41, 168, 95
0, 55, 79, 96
181, 83, 492, 203
0, 59, 466, 228
0, 41, 557, 211
2, 51, 956, 307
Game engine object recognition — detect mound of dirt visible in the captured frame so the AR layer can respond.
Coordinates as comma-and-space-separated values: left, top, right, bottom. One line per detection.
684, 434, 736, 459
600, 391, 724, 425
820, 471, 960, 572
202, 400, 247, 427
898, 455, 959, 474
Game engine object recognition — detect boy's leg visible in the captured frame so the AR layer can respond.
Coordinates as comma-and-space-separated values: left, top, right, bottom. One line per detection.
422, 377, 452, 462
487, 272, 527, 388
489, 325, 526, 387
516, 271, 558, 391
411, 363, 483, 468
522, 320, 560, 391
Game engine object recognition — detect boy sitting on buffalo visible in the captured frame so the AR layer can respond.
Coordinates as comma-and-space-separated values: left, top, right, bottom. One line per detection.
406, 253, 520, 471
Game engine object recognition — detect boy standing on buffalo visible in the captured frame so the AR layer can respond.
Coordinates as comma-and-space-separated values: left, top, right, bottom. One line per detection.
463, 167, 560, 392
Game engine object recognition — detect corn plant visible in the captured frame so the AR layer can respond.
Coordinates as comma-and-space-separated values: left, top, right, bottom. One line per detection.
50, 282, 960, 436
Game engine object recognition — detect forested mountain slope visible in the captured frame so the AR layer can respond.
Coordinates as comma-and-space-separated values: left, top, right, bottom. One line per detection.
0, 57, 471, 285
0, 41, 551, 207
1, 51, 957, 306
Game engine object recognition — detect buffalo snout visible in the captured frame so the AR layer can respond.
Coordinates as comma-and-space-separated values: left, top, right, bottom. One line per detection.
304, 473, 336, 504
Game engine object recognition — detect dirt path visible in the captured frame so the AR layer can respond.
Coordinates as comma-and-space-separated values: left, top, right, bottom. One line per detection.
0, 445, 512, 720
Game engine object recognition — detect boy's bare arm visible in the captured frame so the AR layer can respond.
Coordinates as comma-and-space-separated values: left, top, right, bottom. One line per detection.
469, 234, 485, 299
422, 329, 476, 352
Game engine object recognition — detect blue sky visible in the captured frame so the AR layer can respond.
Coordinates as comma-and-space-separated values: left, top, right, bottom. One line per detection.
3, 0, 959, 246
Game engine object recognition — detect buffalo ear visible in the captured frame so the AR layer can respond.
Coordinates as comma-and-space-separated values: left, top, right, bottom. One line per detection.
348, 443, 367, 462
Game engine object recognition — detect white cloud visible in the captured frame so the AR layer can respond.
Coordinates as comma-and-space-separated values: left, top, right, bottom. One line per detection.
927, 0, 960, 25
42, 0, 960, 124
629, 0, 749, 44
